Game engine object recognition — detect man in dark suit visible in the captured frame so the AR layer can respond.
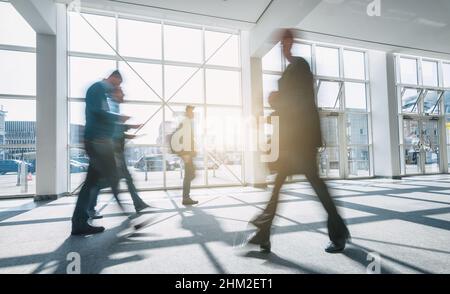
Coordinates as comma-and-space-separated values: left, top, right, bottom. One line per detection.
71, 70, 129, 235
247, 29, 350, 253
87, 86, 150, 219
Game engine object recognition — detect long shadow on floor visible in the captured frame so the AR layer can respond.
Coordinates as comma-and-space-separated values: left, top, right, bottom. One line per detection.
180, 207, 231, 274
344, 243, 432, 274
0, 199, 52, 222
28, 216, 149, 274
243, 250, 322, 274
341, 246, 395, 274
1, 178, 448, 274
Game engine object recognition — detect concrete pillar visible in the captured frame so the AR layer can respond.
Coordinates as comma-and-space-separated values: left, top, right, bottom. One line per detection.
241, 31, 267, 187
370, 50, 401, 178
35, 4, 68, 200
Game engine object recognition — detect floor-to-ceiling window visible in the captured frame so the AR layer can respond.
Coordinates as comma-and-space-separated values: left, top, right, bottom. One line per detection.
67, 10, 243, 192
262, 40, 372, 180
0, 1, 36, 196
396, 54, 450, 175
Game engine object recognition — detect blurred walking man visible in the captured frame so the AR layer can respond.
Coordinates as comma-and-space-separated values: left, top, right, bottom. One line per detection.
71, 70, 129, 235
246, 30, 350, 253
87, 86, 150, 219
180, 105, 198, 206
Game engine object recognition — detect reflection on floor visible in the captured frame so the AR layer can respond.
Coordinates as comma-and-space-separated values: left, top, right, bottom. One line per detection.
0, 175, 449, 274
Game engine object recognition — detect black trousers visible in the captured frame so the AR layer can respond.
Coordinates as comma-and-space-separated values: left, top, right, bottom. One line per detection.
87, 140, 145, 215
182, 157, 195, 199
71, 139, 120, 230
255, 155, 348, 243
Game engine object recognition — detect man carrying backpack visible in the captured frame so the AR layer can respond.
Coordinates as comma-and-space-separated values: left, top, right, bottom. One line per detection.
170, 105, 199, 206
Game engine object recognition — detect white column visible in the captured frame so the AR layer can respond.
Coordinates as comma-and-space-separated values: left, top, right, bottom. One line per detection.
241, 31, 267, 187
10, 0, 56, 35
35, 4, 68, 200
370, 50, 401, 178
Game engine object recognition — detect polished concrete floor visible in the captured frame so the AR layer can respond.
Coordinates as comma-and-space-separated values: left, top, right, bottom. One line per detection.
0, 175, 449, 274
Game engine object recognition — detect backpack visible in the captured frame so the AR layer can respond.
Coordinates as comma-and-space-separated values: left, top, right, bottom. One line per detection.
166, 122, 182, 155
167, 120, 197, 157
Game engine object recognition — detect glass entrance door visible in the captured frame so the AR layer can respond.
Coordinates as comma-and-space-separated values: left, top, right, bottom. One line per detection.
319, 113, 341, 178
422, 119, 440, 173
402, 117, 440, 175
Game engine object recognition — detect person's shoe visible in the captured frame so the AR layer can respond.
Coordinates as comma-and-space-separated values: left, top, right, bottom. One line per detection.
71, 224, 105, 236
88, 212, 103, 220
325, 232, 350, 253
182, 197, 199, 206
260, 242, 271, 253
325, 241, 346, 253
134, 202, 150, 213
246, 232, 271, 253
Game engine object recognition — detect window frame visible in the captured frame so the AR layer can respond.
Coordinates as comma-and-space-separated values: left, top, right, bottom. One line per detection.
395, 54, 450, 175
67, 9, 244, 192
0, 2, 37, 196
262, 39, 373, 180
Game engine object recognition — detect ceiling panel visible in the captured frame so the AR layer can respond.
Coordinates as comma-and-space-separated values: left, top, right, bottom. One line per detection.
298, 0, 450, 54
107, 0, 273, 23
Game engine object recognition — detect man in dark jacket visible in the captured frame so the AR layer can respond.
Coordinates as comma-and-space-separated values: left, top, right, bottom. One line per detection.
247, 30, 350, 253
71, 70, 129, 235
87, 86, 150, 219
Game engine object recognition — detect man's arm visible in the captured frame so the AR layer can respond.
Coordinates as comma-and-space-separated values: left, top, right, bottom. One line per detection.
123, 123, 143, 130
124, 133, 137, 140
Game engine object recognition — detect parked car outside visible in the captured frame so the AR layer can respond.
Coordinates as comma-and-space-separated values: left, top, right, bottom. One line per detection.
0, 160, 34, 175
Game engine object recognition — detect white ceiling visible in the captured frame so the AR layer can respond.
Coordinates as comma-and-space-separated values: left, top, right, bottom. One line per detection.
298, 0, 450, 55
82, 0, 273, 23
56, 0, 450, 56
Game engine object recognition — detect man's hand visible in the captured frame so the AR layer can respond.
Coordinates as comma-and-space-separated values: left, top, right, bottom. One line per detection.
120, 115, 131, 122
268, 91, 279, 108
124, 133, 137, 140
126, 123, 143, 129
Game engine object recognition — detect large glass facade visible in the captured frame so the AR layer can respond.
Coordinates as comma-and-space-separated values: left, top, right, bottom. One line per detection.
0, 2, 36, 196
68, 11, 242, 191
397, 55, 450, 175
5, 3, 449, 197
262, 41, 372, 179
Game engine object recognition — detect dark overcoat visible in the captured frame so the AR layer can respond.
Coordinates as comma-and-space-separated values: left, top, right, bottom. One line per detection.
271, 56, 323, 175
